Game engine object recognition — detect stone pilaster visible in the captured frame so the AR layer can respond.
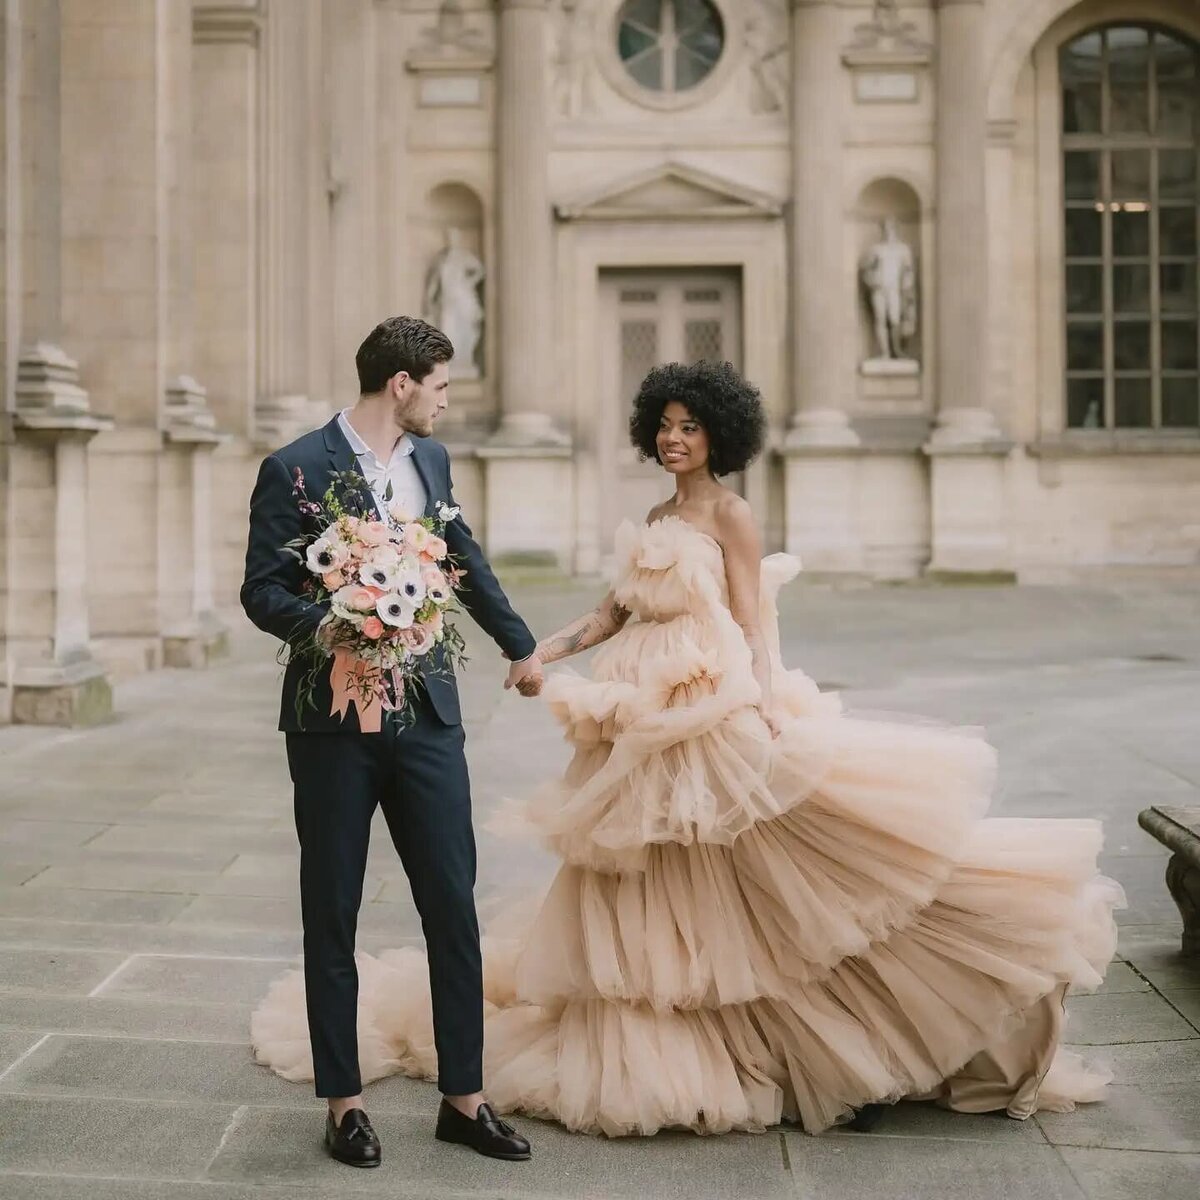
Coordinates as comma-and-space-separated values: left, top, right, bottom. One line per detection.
256, 0, 325, 447
10, 346, 113, 725
160, 376, 228, 668
782, 1, 864, 572
192, 1, 262, 437
492, 0, 563, 448
930, 0, 998, 443
923, 0, 1013, 576
482, 0, 569, 567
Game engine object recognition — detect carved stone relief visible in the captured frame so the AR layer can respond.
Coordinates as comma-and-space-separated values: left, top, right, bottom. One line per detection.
551, 0, 593, 118
743, 0, 788, 116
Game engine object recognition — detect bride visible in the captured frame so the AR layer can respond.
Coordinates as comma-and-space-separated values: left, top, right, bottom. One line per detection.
253, 360, 1124, 1136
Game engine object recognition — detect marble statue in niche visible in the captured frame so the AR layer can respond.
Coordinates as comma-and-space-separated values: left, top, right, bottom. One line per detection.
424, 228, 485, 380
859, 218, 919, 373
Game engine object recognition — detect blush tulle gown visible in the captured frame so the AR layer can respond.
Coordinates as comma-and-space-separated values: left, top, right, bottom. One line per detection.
251, 515, 1125, 1135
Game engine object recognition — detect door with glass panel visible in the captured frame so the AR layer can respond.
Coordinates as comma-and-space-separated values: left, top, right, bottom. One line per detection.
1061, 23, 1199, 431
598, 269, 743, 557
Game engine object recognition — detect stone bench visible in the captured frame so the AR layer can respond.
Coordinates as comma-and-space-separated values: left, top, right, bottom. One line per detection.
1138, 805, 1200, 957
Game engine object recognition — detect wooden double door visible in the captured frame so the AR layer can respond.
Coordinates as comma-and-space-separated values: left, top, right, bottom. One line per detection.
597, 269, 744, 558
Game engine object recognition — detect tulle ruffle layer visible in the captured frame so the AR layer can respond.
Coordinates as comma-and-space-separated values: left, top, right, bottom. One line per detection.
250, 515, 1124, 1136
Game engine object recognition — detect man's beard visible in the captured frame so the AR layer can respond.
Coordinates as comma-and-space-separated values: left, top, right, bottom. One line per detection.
392, 399, 425, 434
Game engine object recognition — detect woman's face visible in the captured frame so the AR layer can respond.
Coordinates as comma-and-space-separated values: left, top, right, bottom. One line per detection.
655, 400, 710, 475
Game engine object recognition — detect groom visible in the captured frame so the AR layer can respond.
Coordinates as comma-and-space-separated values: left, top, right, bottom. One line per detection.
241, 316, 542, 1168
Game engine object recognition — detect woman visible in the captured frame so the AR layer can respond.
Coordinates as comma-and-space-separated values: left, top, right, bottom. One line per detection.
253, 360, 1123, 1136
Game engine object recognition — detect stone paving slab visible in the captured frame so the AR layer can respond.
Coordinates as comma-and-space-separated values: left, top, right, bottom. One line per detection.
208, 1109, 795, 1199
785, 1136, 1087, 1200
0, 946, 128, 995
1062, 991, 1199, 1045
93, 954, 296, 1006
1, 579, 1198, 1199
0, 886, 195, 925
0, 1094, 240, 1178
0, 993, 252, 1041
1036, 1082, 1200, 1153
1058, 1148, 1200, 1200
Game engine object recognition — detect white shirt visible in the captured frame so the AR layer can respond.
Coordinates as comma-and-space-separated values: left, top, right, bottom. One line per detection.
337, 410, 427, 522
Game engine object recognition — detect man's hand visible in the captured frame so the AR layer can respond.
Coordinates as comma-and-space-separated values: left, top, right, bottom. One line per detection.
504, 653, 543, 698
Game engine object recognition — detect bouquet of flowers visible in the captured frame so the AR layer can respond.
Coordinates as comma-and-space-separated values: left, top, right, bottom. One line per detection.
283, 468, 467, 731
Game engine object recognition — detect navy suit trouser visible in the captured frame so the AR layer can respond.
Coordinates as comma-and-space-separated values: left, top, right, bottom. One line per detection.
285, 693, 482, 1098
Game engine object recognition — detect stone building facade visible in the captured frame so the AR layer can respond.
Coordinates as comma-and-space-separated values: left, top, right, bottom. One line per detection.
2, 0, 1199, 722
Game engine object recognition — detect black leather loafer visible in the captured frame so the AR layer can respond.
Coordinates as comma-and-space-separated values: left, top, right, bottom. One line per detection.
325, 1108, 382, 1167
435, 1099, 531, 1161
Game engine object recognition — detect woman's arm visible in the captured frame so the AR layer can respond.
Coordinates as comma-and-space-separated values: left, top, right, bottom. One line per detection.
534, 590, 632, 666
715, 500, 779, 737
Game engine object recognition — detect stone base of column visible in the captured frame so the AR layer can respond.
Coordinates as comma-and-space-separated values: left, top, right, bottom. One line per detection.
486, 411, 572, 450
782, 411, 864, 574
163, 613, 230, 669
254, 394, 323, 451
476, 442, 574, 570
927, 406, 1006, 448
924, 435, 1016, 580
11, 658, 114, 727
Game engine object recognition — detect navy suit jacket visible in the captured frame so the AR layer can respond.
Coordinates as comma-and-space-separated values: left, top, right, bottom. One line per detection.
240, 417, 537, 731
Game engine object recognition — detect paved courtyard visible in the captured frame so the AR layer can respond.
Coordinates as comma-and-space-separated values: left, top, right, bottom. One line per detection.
1, 576, 1198, 1199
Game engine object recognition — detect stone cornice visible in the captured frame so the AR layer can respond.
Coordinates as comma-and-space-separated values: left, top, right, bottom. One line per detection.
193, 2, 263, 46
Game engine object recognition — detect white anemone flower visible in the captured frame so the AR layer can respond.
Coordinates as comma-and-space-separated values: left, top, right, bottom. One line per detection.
305, 536, 350, 576
358, 560, 397, 592
376, 592, 416, 630
393, 561, 427, 610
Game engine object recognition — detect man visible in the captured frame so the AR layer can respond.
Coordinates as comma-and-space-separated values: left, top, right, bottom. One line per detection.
241, 316, 542, 1168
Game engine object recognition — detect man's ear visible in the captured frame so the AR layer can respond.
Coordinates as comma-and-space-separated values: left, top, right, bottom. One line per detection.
391, 370, 410, 396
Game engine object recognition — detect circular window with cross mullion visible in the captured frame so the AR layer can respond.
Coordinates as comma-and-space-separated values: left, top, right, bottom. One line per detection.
616, 0, 725, 96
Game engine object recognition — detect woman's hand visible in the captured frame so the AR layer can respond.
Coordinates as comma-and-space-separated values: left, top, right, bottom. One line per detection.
757, 705, 782, 739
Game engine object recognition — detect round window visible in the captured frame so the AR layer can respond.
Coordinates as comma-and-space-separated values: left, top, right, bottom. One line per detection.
616, 0, 725, 95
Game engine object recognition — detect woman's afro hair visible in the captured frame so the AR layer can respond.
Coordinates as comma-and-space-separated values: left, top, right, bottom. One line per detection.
628, 360, 766, 477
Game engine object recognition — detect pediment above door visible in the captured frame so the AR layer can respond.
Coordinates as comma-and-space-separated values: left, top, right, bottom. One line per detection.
554, 162, 784, 222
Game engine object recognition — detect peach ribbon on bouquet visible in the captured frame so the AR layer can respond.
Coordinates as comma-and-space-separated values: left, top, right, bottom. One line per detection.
329, 647, 403, 733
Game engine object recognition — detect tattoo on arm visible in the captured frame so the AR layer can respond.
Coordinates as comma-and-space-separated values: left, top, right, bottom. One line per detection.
538, 599, 630, 665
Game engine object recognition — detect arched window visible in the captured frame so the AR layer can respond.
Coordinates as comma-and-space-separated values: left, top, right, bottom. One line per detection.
1061, 24, 1199, 430
616, 0, 725, 95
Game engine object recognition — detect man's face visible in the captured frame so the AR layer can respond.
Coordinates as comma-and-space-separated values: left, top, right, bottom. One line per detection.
392, 361, 450, 436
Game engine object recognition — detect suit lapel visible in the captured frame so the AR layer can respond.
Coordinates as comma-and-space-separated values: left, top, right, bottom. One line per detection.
409, 437, 440, 519
321, 416, 379, 520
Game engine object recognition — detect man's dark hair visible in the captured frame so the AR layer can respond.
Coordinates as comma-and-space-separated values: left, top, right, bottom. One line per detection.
628, 360, 766, 477
355, 316, 454, 393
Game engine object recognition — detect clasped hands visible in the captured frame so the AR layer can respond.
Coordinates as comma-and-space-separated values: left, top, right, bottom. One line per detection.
503, 652, 544, 698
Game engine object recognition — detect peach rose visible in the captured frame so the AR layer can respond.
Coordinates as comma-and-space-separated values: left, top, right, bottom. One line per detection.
422, 535, 448, 562
400, 624, 435, 656
349, 587, 378, 612
359, 521, 390, 547
403, 523, 431, 553
361, 616, 384, 640
322, 569, 346, 590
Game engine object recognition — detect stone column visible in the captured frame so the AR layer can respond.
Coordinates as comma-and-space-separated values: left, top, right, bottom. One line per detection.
931, 0, 997, 441
256, 0, 325, 447
160, 376, 227, 667
924, 0, 1012, 575
782, 0, 864, 572
3, 2, 115, 723
481, 0, 570, 566
491, 0, 563, 445
10, 346, 113, 725
192, 1, 261, 437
